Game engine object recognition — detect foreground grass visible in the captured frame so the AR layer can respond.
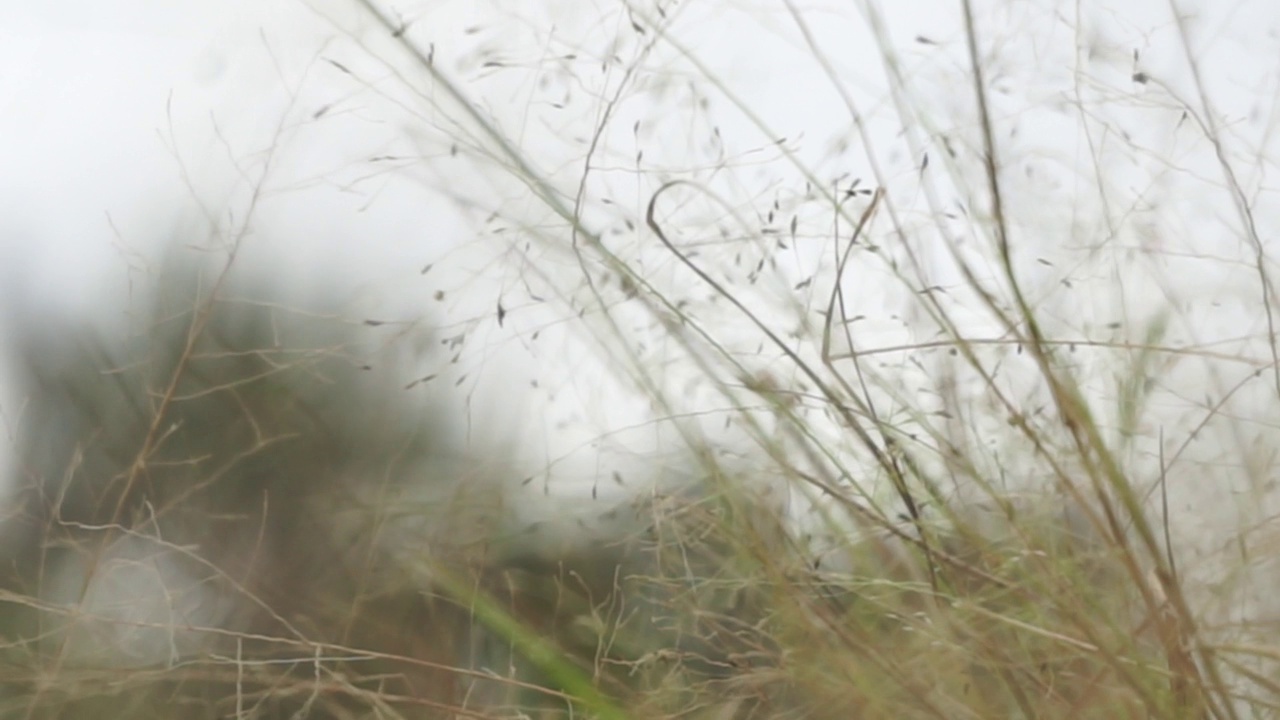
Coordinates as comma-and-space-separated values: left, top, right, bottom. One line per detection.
1, 0, 1277, 718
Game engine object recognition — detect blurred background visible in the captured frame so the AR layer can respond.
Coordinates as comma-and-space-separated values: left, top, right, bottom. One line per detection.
2, 0, 1280, 717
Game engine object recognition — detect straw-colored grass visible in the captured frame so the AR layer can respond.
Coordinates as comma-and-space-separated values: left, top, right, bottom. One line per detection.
2, 1, 1277, 718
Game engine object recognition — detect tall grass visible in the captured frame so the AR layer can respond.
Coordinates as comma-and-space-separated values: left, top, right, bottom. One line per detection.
2, 0, 1278, 718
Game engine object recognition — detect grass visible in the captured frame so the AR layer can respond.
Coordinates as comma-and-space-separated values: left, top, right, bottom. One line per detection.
1, 0, 1278, 718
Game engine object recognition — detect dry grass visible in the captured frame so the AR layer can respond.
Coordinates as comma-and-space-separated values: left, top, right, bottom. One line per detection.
2, 0, 1278, 718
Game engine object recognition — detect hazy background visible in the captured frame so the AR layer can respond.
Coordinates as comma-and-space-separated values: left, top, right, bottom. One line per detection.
3, 0, 1279, 619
